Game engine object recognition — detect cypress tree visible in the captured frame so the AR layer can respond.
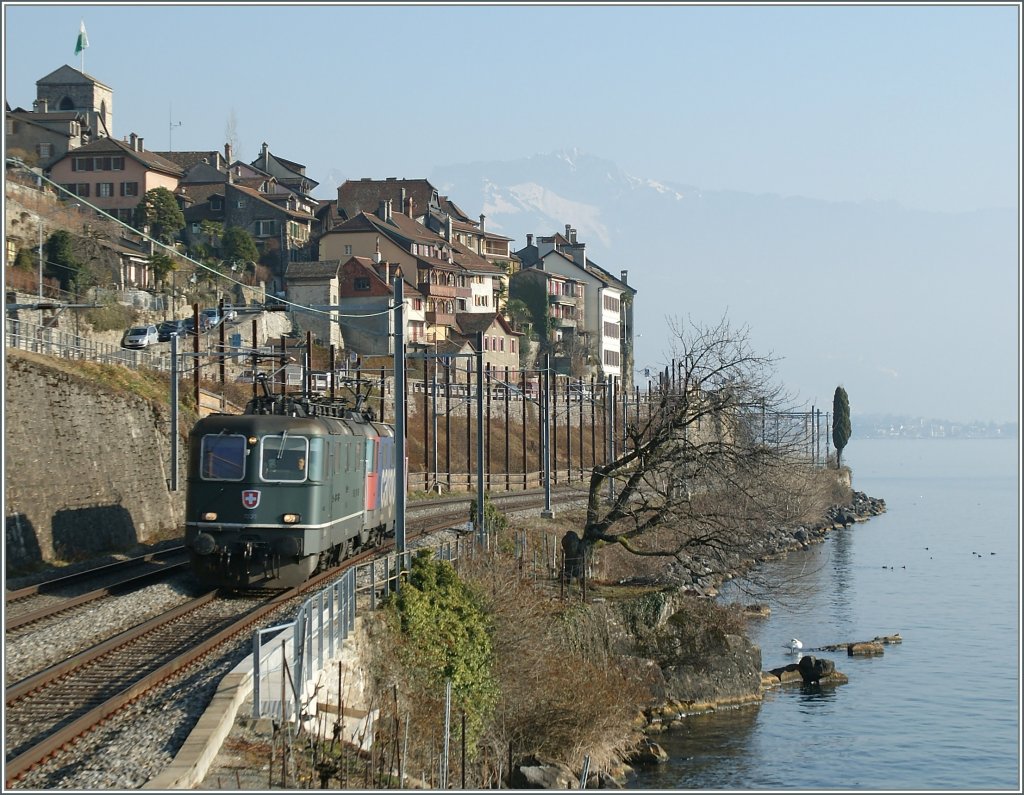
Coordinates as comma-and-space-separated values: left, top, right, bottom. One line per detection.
833, 386, 851, 468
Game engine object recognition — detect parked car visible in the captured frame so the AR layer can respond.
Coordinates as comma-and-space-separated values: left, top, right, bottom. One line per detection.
234, 369, 266, 384
221, 305, 239, 321
181, 316, 211, 335
121, 325, 159, 349
157, 319, 188, 341
200, 308, 223, 328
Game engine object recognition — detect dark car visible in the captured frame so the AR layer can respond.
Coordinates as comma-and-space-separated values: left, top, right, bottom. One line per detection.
182, 316, 211, 335
157, 319, 188, 341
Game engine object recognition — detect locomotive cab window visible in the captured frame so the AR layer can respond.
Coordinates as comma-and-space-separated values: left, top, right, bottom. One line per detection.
201, 434, 247, 480
260, 435, 310, 482
305, 438, 324, 482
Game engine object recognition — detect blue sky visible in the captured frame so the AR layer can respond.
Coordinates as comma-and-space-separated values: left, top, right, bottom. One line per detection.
4, 2, 1021, 423
4, 3, 1019, 213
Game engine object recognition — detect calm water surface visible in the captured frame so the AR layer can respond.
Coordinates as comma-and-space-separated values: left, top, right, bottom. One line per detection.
626, 438, 1020, 791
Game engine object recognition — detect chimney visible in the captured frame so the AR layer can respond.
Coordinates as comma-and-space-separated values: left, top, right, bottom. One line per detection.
137, 136, 144, 151
480, 214, 486, 234
446, 216, 453, 242
565, 224, 572, 240
570, 228, 577, 244
405, 196, 414, 218
573, 243, 586, 269
33, 98, 48, 113
129, 132, 138, 150
373, 236, 382, 264
377, 199, 392, 222
224, 142, 232, 163
527, 234, 533, 247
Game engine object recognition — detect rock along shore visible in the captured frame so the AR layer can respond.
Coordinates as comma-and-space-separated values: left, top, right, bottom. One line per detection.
614, 491, 888, 732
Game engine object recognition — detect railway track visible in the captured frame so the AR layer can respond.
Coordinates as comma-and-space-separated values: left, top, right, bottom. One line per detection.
5, 549, 190, 633
2, 553, 367, 788
3, 487, 580, 787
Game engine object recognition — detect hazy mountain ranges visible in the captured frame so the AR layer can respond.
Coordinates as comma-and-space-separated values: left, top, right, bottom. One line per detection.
426, 150, 1018, 426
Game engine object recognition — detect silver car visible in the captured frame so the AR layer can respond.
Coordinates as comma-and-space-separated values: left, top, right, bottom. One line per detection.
121, 324, 159, 349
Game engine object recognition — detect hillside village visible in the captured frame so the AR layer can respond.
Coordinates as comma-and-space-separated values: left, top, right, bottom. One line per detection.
5, 64, 637, 388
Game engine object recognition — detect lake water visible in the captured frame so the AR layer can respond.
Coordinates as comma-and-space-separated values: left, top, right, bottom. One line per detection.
626, 438, 1020, 791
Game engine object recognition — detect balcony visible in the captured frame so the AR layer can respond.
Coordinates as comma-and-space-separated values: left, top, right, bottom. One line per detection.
418, 282, 471, 300
425, 311, 456, 326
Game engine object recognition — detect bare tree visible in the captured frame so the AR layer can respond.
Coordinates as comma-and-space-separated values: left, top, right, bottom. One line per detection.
582, 315, 830, 581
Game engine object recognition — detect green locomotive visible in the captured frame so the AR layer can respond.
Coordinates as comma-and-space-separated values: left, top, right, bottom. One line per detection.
185, 389, 396, 589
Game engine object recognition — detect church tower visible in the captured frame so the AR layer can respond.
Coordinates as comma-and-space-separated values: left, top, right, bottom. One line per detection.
35, 64, 113, 139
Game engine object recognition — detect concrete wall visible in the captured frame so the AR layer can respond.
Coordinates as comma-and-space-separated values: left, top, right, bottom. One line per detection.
4, 349, 185, 571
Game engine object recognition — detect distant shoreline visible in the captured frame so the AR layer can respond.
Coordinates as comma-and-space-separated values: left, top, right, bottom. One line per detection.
855, 433, 1016, 440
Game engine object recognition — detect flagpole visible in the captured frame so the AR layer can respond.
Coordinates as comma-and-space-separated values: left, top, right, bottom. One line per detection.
75, 20, 88, 71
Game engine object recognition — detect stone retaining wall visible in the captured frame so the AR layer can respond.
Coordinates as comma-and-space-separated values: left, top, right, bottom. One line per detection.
4, 349, 184, 571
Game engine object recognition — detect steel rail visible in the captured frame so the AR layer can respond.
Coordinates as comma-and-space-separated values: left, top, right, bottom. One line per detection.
5, 561, 190, 632
5, 546, 188, 602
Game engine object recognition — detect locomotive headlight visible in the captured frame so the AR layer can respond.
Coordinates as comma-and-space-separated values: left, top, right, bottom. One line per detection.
248, 436, 258, 446
282, 513, 301, 524
202, 511, 218, 521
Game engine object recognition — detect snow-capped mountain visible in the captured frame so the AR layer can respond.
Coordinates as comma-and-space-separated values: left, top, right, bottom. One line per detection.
429, 150, 1018, 423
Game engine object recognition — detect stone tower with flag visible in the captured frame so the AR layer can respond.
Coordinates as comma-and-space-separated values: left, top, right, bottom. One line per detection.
34, 64, 113, 139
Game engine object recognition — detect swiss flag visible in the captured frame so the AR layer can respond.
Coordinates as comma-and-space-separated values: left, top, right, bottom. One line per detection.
242, 490, 261, 509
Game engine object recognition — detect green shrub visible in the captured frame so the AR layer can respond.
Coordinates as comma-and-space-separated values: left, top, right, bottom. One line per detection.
469, 492, 509, 533
382, 550, 497, 755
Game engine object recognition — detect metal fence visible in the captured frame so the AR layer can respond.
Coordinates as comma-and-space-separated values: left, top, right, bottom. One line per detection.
5, 316, 173, 371
251, 540, 465, 722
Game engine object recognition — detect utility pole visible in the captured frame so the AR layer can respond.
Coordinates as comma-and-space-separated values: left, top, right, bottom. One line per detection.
475, 331, 485, 546
170, 333, 179, 491
393, 277, 406, 563
37, 219, 44, 298
541, 354, 553, 518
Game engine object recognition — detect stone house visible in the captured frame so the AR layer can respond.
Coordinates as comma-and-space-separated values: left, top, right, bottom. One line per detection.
250, 142, 318, 201
5, 107, 90, 170
5, 64, 115, 173
451, 312, 521, 372
283, 260, 345, 350
282, 256, 425, 357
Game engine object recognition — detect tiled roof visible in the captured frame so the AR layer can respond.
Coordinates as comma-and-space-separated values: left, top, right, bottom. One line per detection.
337, 178, 439, 220
345, 256, 422, 295
60, 136, 183, 176
228, 184, 314, 220
285, 260, 343, 280
454, 312, 515, 337
154, 150, 224, 171
450, 240, 504, 274
8, 109, 84, 123
178, 183, 223, 204
178, 161, 228, 185
37, 64, 111, 90
437, 195, 473, 223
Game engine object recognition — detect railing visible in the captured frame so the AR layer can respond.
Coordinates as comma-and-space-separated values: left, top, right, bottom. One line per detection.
251, 540, 466, 721
5, 317, 173, 371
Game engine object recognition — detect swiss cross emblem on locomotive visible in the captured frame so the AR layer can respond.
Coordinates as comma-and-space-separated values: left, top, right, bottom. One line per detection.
242, 490, 261, 509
